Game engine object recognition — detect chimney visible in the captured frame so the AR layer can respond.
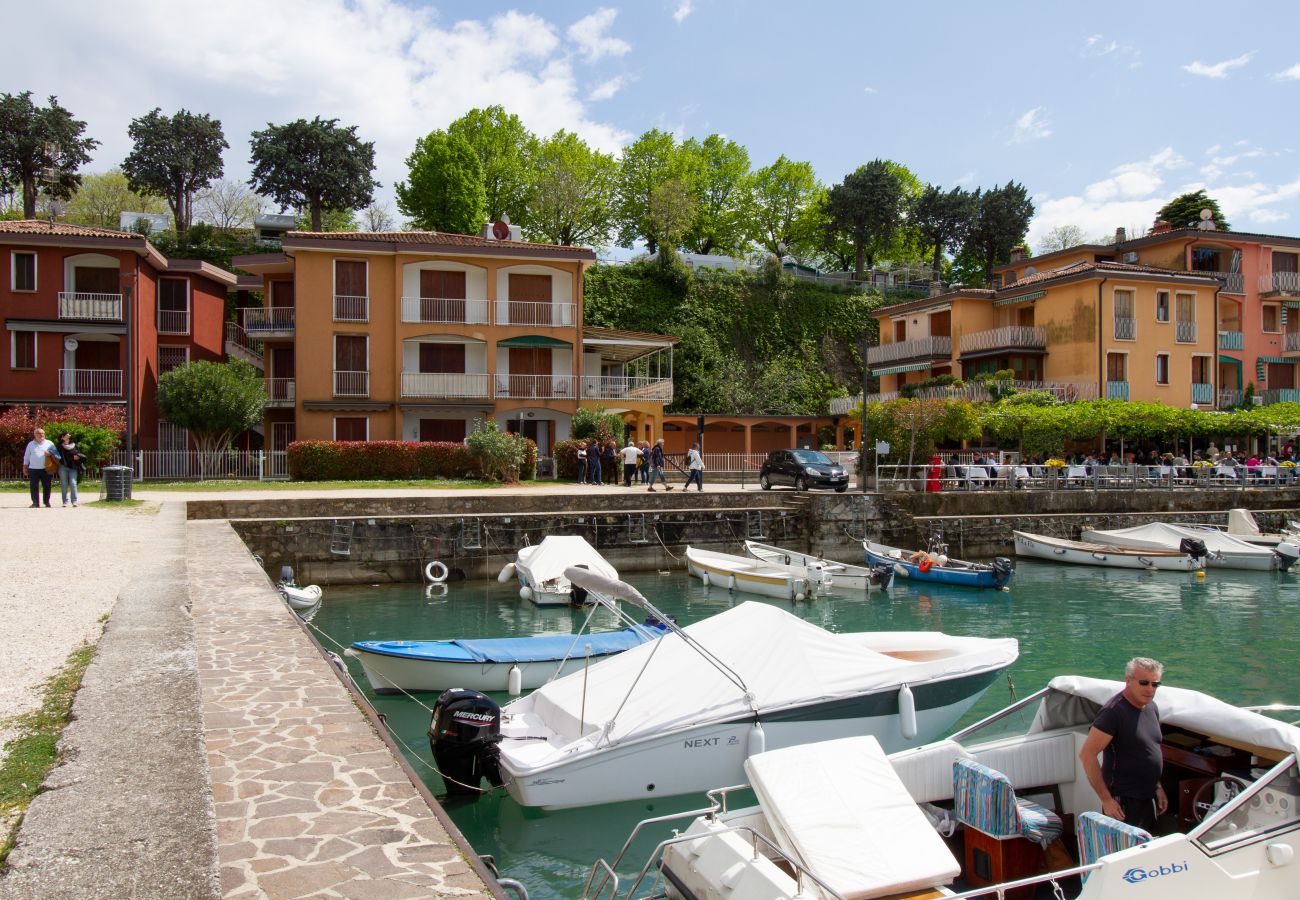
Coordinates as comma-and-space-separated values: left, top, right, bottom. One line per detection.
1009, 244, 1029, 263
929, 280, 944, 297
1115, 227, 1126, 244
1152, 219, 1172, 235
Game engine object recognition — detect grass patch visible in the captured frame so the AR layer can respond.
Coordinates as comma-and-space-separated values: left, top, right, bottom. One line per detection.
2, 478, 555, 493
83, 499, 147, 509
0, 641, 97, 867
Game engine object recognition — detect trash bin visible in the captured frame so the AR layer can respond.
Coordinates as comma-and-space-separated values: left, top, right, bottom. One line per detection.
102, 464, 133, 501
926, 455, 943, 492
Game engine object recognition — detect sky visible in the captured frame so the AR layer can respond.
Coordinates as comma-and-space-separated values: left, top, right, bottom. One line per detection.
7, 0, 1300, 251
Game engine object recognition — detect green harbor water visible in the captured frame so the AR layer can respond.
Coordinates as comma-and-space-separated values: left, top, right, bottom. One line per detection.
310, 557, 1300, 898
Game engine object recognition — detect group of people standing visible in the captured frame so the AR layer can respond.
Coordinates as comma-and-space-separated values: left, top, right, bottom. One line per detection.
575, 438, 705, 491
21, 426, 87, 508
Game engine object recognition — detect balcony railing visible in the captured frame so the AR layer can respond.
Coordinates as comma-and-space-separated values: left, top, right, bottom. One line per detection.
333, 295, 369, 322
1175, 320, 1197, 343
333, 370, 369, 397
1218, 330, 1244, 350
1195, 270, 1245, 293
496, 301, 575, 327
157, 309, 189, 335
1286, 332, 1300, 353
58, 292, 122, 321
1262, 272, 1300, 294
1192, 382, 1214, 404
1113, 317, 1135, 340
959, 325, 1046, 354
400, 372, 491, 399
1264, 388, 1300, 405
59, 368, 122, 397
400, 296, 489, 325
493, 374, 575, 399
581, 375, 674, 402
829, 380, 1099, 412
224, 322, 264, 366
243, 306, 296, 333
1219, 390, 1243, 408
865, 335, 952, 365
266, 378, 296, 407
1106, 380, 1130, 400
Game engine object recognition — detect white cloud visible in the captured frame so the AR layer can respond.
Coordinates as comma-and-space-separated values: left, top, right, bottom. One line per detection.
1182, 51, 1255, 79
863, 86, 878, 94
673, 1, 695, 24
1009, 107, 1051, 144
1272, 63, 1300, 80
1082, 33, 1140, 67
588, 75, 628, 101
953, 171, 976, 187
567, 8, 631, 63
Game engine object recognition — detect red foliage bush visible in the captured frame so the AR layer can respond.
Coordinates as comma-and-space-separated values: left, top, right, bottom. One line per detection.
287, 440, 484, 481
551, 439, 585, 479
0, 404, 126, 460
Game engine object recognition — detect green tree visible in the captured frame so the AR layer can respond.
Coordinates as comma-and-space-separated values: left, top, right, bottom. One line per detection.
825, 159, 904, 279
646, 179, 697, 265
293, 207, 357, 232
156, 360, 266, 477
910, 184, 977, 280
248, 117, 379, 232
63, 169, 168, 230
528, 129, 617, 246
0, 92, 99, 219
615, 129, 689, 254
747, 156, 821, 259
447, 105, 537, 226
122, 108, 227, 235
572, 405, 625, 441
681, 134, 751, 256
1037, 223, 1087, 254
960, 182, 1035, 283
396, 131, 487, 234
1156, 189, 1230, 231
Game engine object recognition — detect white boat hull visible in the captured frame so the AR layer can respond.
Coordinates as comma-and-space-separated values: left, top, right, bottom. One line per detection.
744, 540, 884, 591
1014, 532, 1205, 571
686, 546, 823, 600
278, 583, 321, 609
1080, 530, 1281, 571
346, 647, 601, 694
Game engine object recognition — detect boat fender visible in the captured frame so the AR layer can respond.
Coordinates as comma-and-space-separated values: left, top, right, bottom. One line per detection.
497, 562, 516, 583
898, 683, 917, 739
519, 585, 533, 602
507, 665, 523, 697
747, 722, 766, 757
893, 562, 909, 579
727, 574, 736, 591
917, 555, 934, 573
701, 570, 710, 588
425, 560, 449, 583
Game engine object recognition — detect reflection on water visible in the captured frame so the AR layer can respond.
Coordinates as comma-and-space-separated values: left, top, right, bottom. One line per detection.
312, 559, 1300, 899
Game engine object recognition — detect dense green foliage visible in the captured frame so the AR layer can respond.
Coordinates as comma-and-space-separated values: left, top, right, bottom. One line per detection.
248, 116, 378, 231
1157, 189, 1229, 231
572, 405, 626, 441
0, 404, 125, 469
396, 131, 487, 233
528, 130, 618, 246
0, 92, 98, 218
122, 107, 227, 234
465, 419, 536, 482
157, 360, 266, 473
62, 169, 168, 229
288, 440, 481, 481
447, 105, 536, 226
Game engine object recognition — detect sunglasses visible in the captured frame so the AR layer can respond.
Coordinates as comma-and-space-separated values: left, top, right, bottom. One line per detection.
1135, 679, 1161, 687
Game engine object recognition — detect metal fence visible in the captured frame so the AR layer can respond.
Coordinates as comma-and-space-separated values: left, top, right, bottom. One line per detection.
876, 462, 1297, 493
0, 450, 291, 482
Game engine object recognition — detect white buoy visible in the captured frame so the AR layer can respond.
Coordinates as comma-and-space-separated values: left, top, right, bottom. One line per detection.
519, 585, 533, 602
747, 722, 766, 757
898, 683, 917, 739
507, 665, 523, 696
794, 591, 806, 602
424, 560, 448, 583
497, 562, 516, 583
701, 570, 710, 588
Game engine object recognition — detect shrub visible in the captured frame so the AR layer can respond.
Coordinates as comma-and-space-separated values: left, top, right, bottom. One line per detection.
287, 440, 481, 481
552, 439, 586, 479
572, 405, 625, 441
466, 420, 526, 482
0, 404, 126, 464
41, 422, 121, 471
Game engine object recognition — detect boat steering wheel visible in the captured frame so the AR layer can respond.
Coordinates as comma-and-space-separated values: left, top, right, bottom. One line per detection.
1192, 774, 1250, 823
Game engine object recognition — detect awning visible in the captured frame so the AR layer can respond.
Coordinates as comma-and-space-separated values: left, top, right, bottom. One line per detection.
992, 290, 1046, 307
871, 361, 935, 376
498, 336, 571, 348
1258, 356, 1293, 365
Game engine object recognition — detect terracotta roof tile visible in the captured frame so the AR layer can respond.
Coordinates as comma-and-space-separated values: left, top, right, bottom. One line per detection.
0, 219, 142, 239
1002, 260, 1217, 291
285, 229, 593, 256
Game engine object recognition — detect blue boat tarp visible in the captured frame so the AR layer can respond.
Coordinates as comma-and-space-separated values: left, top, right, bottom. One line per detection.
353, 626, 659, 664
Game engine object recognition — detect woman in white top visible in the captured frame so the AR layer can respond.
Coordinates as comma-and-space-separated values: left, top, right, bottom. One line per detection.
684, 442, 705, 491
21, 427, 58, 508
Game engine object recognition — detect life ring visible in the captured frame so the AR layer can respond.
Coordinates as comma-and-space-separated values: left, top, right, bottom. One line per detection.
917, 555, 934, 573
424, 560, 449, 583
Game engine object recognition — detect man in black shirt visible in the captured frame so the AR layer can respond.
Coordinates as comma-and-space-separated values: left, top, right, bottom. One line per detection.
1079, 657, 1168, 831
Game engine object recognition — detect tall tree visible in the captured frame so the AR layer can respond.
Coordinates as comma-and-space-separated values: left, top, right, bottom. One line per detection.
910, 184, 978, 279
747, 155, 820, 259
248, 117, 378, 232
0, 92, 98, 219
615, 129, 688, 254
395, 131, 486, 234
1037, 223, 1087, 254
645, 179, 697, 264
680, 134, 751, 256
528, 129, 617, 246
824, 159, 904, 279
1156, 189, 1230, 231
156, 360, 266, 478
63, 169, 168, 230
121, 108, 227, 235
361, 200, 396, 232
194, 178, 264, 230
447, 105, 537, 227
961, 182, 1035, 283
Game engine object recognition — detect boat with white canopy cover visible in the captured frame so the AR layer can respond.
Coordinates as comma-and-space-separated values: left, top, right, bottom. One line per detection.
1014, 530, 1207, 571
508, 535, 619, 606
744, 540, 893, 591
1081, 521, 1300, 571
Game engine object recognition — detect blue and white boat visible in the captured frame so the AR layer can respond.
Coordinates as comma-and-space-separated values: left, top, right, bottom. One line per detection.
864, 540, 1013, 590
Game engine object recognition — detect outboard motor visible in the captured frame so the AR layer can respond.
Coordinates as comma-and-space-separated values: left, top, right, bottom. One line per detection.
279, 565, 294, 585
806, 562, 832, 594
428, 688, 503, 796
991, 557, 1014, 588
869, 563, 894, 590
1179, 537, 1208, 563
1274, 540, 1300, 572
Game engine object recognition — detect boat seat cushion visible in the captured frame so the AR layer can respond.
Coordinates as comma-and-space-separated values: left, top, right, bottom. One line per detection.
1076, 810, 1150, 879
889, 739, 974, 804
953, 758, 1063, 848
969, 732, 1077, 792
747, 735, 960, 899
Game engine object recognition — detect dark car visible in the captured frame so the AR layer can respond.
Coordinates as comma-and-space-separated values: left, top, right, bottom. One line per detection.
759, 449, 849, 492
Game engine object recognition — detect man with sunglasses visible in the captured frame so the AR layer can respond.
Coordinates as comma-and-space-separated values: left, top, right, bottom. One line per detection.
1080, 657, 1168, 831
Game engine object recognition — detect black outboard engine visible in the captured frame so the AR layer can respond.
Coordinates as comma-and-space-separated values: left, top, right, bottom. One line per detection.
1179, 537, 1208, 562
869, 563, 895, 590
428, 688, 503, 796
991, 557, 1014, 587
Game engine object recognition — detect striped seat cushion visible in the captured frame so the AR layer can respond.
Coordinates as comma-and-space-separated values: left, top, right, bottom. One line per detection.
954, 758, 1063, 847
1016, 797, 1063, 847
1076, 810, 1151, 879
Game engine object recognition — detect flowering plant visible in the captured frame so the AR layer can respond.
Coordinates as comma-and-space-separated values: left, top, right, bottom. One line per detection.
1282, 460, 1297, 468
1044, 458, 1067, 468
1191, 460, 1213, 467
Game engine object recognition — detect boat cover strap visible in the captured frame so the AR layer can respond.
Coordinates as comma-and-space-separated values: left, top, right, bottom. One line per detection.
452, 627, 656, 663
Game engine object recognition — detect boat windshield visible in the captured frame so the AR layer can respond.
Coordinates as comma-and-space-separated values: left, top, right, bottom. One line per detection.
948, 687, 1080, 745
1193, 755, 1300, 853
791, 450, 833, 465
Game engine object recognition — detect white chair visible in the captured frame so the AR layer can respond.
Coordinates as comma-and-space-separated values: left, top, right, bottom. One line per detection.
965, 465, 989, 490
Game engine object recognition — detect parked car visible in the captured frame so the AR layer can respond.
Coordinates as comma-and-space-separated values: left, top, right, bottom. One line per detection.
759, 449, 849, 492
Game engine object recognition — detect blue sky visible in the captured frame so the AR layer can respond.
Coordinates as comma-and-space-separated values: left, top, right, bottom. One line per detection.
7, 0, 1300, 248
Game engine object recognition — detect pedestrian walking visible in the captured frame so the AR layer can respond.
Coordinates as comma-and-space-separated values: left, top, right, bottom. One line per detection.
685, 442, 705, 491
647, 439, 672, 491
21, 427, 58, 508
56, 431, 86, 507
576, 441, 588, 484
621, 439, 641, 487
587, 439, 603, 485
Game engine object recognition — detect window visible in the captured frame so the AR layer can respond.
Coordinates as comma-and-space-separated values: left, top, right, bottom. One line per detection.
11, 330, 36, 368
1155, 353, 1170, 385
1263, 304, 1282, 333
1155, 290, 1170, 322
157, 278, 189, 333
1114, 289, 1136, 340
335, 334, 367, 371
1106, 352, 1127, 382
334, 260, 367, 297
1004, 271, 1017, 285
11, 252, 36, 291
334, 417, 368, 441
1267, 363, 1295, 389
1193, 356, 1213, 385
158, 346, 189, 374
419, 419, 466, 442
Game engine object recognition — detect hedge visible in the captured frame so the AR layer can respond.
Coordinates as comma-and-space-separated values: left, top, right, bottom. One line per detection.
552, 439, 585, 479
287, 440, 482, 481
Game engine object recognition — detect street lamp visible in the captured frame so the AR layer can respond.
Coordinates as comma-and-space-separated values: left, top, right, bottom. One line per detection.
120, 271, 135, 460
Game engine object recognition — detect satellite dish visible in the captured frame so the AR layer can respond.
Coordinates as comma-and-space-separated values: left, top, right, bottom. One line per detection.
1199, 208, 1213, 220
492, 220, 511, 240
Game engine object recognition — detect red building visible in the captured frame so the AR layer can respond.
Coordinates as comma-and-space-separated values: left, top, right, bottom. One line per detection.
1, 221, 233, 450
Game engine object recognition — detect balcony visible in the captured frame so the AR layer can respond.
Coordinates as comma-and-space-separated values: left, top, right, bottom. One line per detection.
1261, 272, 1300, 295
1264, 388, 1300, 405
266, 378, 295, 407
1194, 270, 1245, 294
400, 296, 489, 325
59, 292, 122, 321
496, 301, 575, 327
1286, 332, 1300, 353
157, 309, 189, 335
959, 326, 1046, 355
224, 322, 264, 369
1218, 331, 1244, 350
243, 306, 295, 335
1113, 317, 1135, 341
493, 373, 575, 399
333, 370, 369, 397
1175, 321, 1197, 343
1106, 380, 1130, 400
581, 375, 674, 402
1219, 390, 1243, 408
1192, 382, 1214, 405
866, 335, 952, 366
333, 295, 368, 322
400, 372, 491, 399
59, 368, 122, 397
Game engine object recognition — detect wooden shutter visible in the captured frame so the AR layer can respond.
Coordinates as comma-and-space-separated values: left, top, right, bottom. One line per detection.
335, 335, 366, 371
335, 260, 366, 296
508, 273, 552, 325
418, 342, 466, 373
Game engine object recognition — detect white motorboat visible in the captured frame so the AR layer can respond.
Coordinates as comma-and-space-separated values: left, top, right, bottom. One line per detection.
686, 545, 832, 600
430, 568, 1018, 810
1081, 521, 1300, 571
1184, 508, 1300, 549
277, 579, 322, 610
743, 540, 894, 591
1014, 530, 1208, 571
501, 535, 618, 606
603, 676, 1300, 900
